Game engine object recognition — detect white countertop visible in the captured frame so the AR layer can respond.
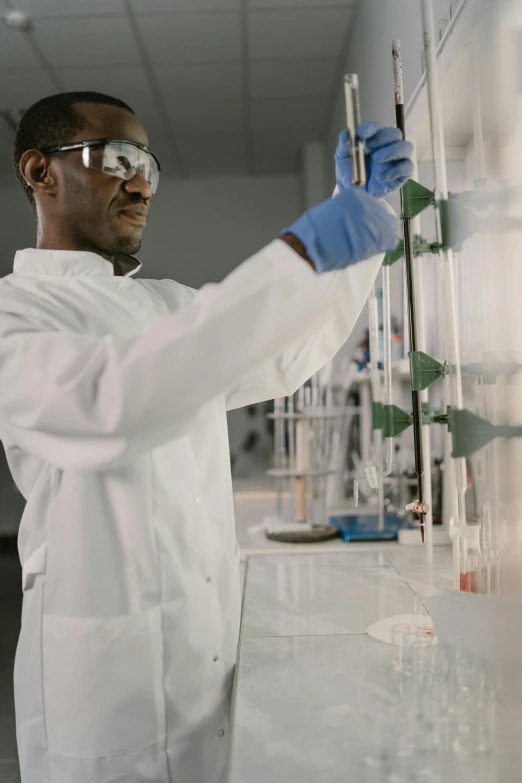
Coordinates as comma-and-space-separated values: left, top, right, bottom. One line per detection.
228, 549, 521, 782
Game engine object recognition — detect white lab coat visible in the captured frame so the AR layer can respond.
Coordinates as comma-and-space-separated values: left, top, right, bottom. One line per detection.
0, 241, 382, 783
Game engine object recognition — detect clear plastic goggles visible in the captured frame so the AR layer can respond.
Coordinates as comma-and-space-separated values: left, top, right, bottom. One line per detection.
41, 138, 161, 194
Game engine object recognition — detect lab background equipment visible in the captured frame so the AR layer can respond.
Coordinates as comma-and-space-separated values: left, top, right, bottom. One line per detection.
232, 3, 522, 781
264, 0, 522, 604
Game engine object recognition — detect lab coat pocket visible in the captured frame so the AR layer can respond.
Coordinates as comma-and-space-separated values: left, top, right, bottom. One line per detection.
42, 606, 164, 758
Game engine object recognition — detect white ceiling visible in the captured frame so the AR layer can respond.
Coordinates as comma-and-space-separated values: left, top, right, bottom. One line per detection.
0, 0, 358, 181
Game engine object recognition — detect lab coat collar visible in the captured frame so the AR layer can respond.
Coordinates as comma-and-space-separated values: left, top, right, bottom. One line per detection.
13, 248, 142, 278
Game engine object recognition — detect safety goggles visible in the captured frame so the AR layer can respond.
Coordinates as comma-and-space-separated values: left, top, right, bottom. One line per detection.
40, 138, 161, 194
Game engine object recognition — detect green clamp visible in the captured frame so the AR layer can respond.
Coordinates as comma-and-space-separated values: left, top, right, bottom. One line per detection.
383, 404, 413, 438
382, 403, 452, 437
421, 403, 448, 426
412, 235, 441, 256
409, 351, 448, 391
401, 179, 435, 220
383, 241, 405, 267
439, 195, 476, 252
384, 235, 441, 267
422, 407, 449, 424
372, 401, 385, 430
449, 408, 522, 458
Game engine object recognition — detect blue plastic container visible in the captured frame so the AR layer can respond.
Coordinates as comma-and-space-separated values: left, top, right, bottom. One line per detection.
328, 514, 414, 542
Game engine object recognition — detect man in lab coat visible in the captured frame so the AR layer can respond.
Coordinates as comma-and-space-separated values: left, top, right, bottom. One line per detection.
2, 92, 412, 783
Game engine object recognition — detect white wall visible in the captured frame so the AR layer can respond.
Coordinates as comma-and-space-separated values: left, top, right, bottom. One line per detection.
326, 0, 453, 168
139, 174, 302, 287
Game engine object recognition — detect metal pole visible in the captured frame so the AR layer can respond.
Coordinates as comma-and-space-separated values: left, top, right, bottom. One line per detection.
392, 38, 427, 542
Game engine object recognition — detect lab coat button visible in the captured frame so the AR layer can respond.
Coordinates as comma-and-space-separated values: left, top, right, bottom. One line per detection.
195, 496, 201, 505
213, 655, 219, 662
218, 730, 225, 738
206, 576, 212, 583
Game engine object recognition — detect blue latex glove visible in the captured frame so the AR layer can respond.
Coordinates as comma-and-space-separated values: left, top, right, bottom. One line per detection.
282, 188, 400, 274
335, 121, 414, 198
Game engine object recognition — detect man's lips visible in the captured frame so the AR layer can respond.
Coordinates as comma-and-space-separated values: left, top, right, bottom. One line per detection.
119, 208, 148, 226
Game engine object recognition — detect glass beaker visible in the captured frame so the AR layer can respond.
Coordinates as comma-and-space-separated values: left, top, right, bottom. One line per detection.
391, 624, 418, 674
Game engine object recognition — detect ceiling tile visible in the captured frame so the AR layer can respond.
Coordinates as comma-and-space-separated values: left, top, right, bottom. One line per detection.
249, 8, 353, 59
253, 130, 309, 174
175, 130, 246, 176
137, 11, 241, 64
250, 58, 337, 99
166, 100, 243, 131
251, 97, 327, 132
0, 70, 58, 111
59, 66, 152, 111
130, 0, 239, 11
0, 25, 43, 70
154, 63, 242, 102
11, 0, 126, 16
32, 16, 140, 67
249, 0, 354, 7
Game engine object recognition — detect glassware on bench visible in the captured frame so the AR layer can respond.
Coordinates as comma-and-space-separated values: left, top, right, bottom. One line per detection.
414, 596, 435, 635
391, 624, 418, 674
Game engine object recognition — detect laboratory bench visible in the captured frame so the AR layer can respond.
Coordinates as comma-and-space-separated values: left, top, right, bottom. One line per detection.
227, 548, 522, 782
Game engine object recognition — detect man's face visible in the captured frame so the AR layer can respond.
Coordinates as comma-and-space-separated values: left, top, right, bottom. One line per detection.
44, 104, 153, 259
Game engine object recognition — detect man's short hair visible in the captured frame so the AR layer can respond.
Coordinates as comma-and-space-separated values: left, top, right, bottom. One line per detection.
12, 91, 135, 211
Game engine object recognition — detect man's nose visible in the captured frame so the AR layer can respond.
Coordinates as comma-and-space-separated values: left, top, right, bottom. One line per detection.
122, 170, 152, 200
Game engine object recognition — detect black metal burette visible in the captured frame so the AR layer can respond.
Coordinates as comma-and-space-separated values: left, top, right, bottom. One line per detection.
392, 40, 427, 542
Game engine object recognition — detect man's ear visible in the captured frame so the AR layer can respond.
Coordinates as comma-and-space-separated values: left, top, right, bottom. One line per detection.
20, 149, 58, 199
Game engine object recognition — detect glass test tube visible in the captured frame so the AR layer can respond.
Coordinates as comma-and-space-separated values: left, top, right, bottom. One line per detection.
391, 624, 418, 673
344, 74, 366, 187
413, 596, 435, 635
